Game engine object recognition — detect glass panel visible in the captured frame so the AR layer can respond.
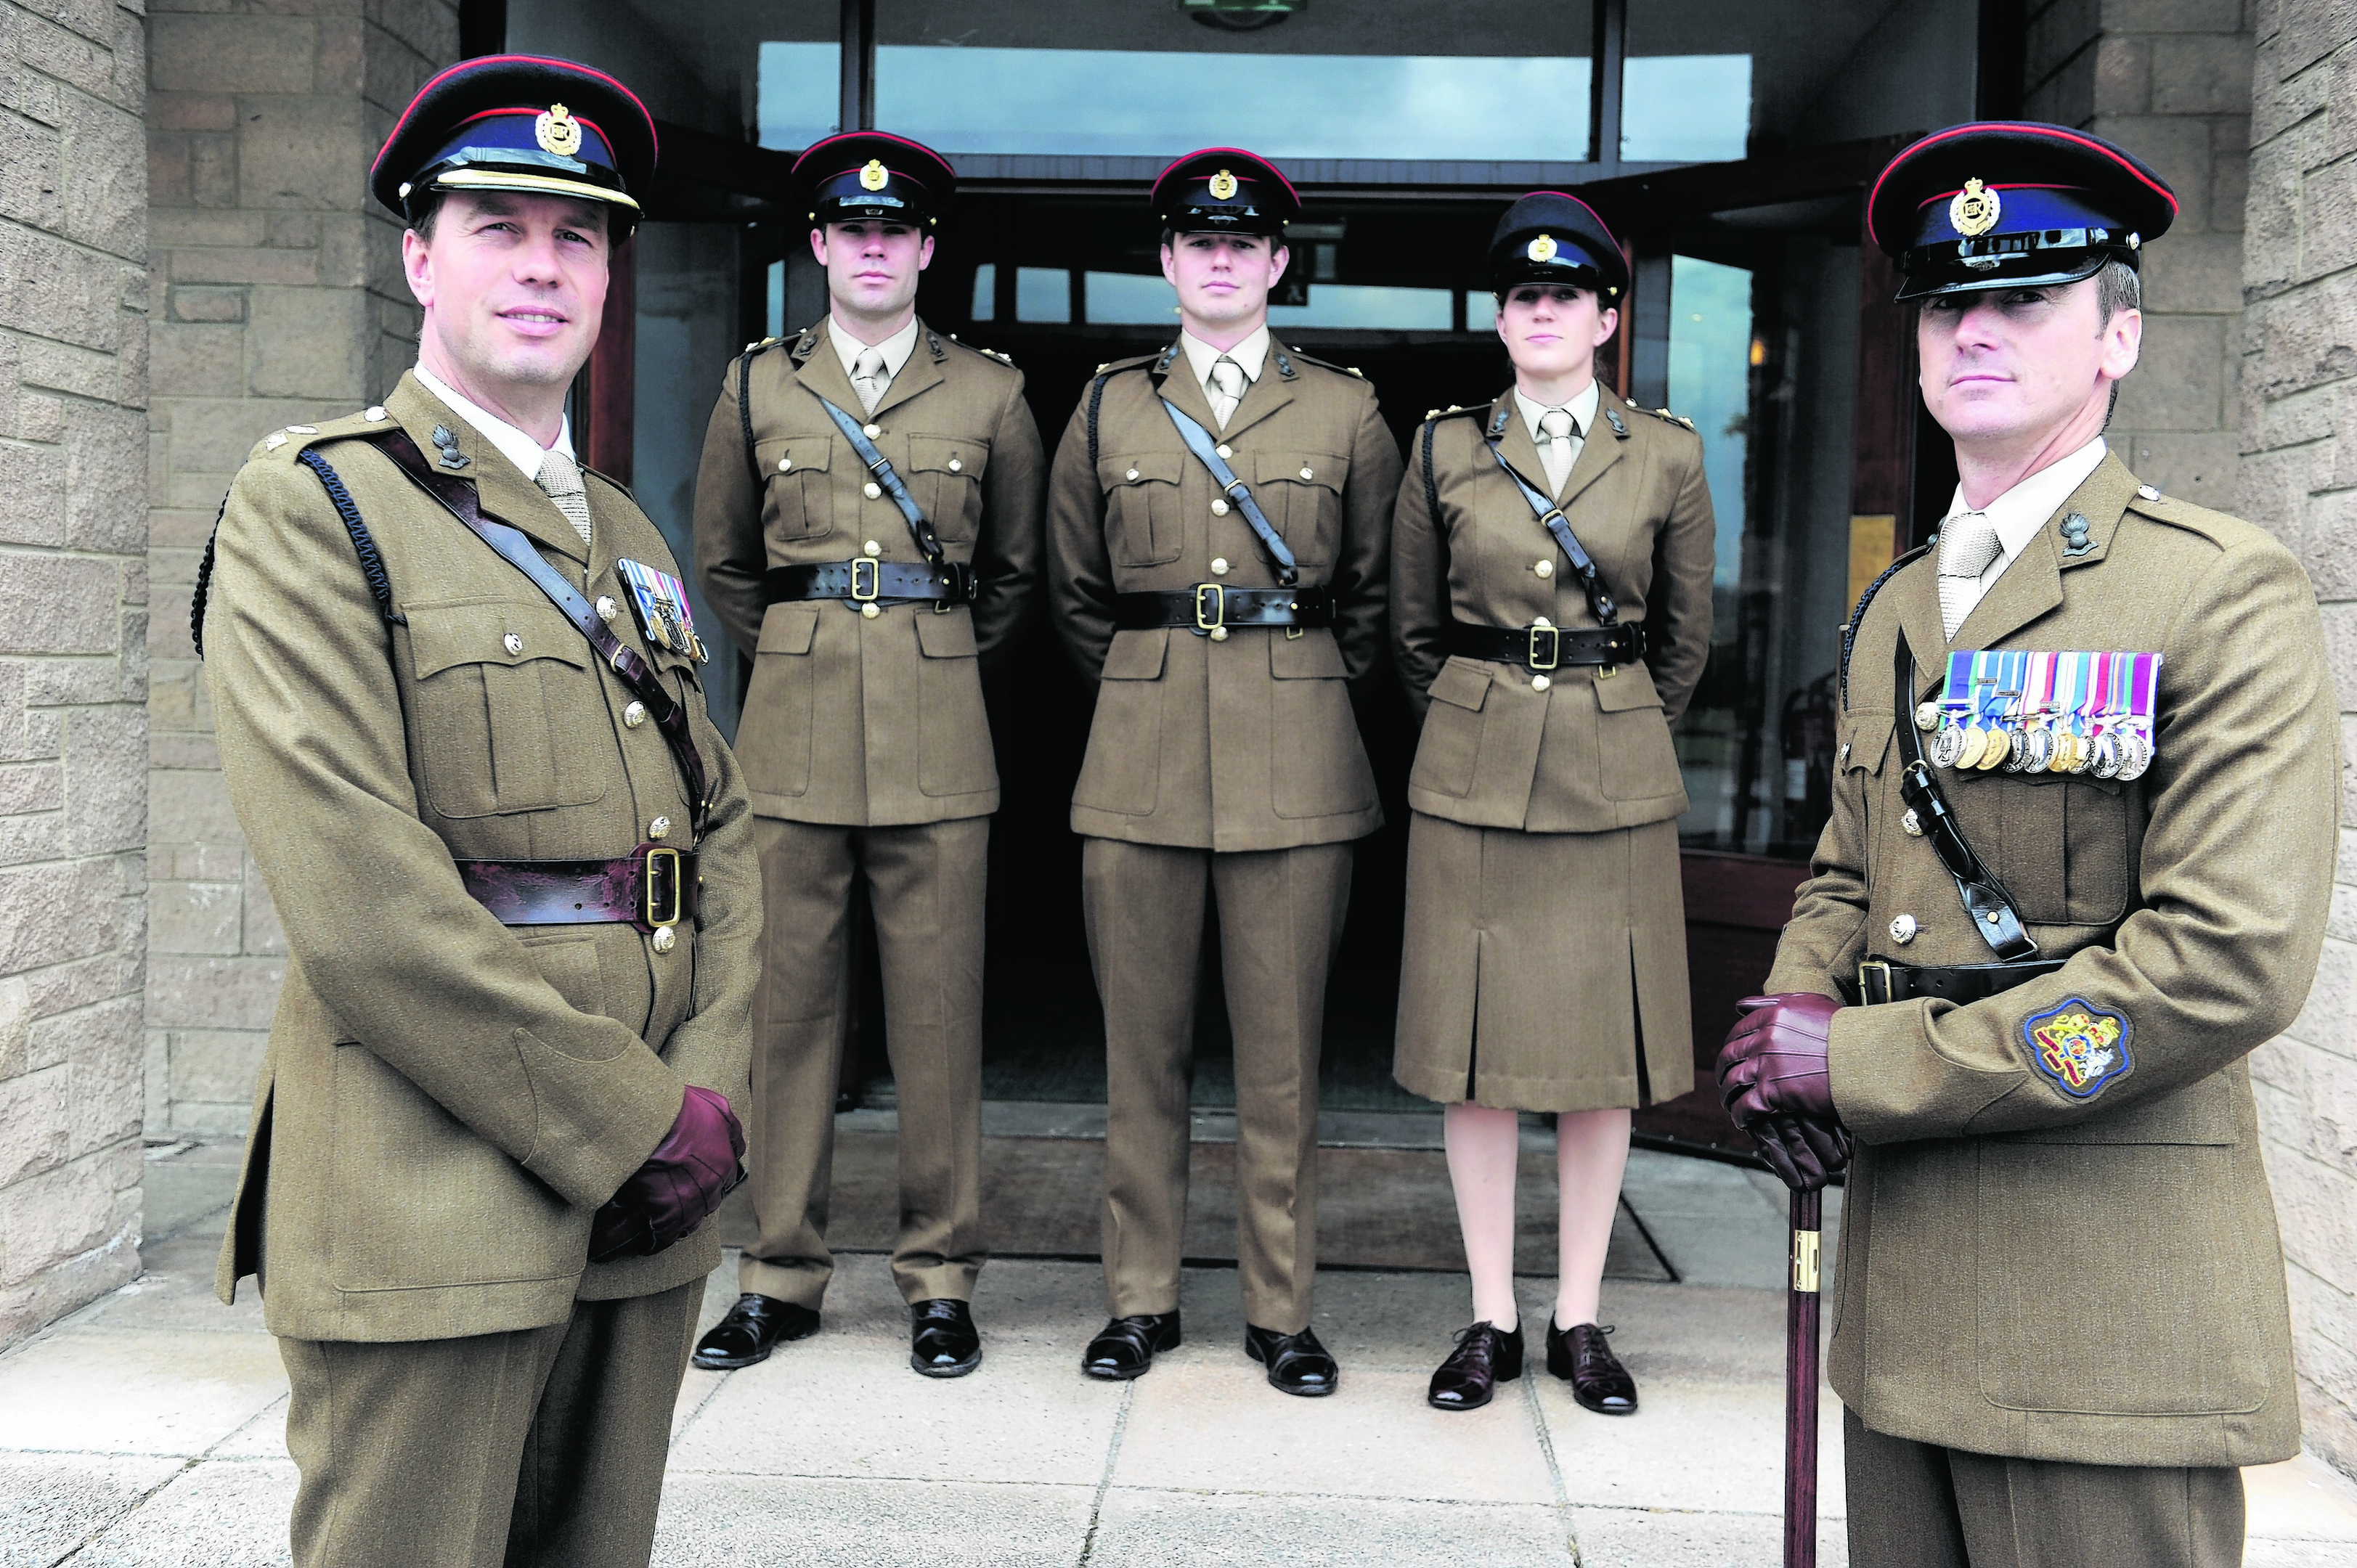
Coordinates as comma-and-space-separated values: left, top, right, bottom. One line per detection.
1085, 271, 1178, 327
971, 262, 998, 322
875, 0, 1590, 161
1465, 291, 1497, 332
510, 0, 839, 147
1268, 283, 1452, 331
1016, 267, 1070, 323
758, 41, 845, 149
1623, 57, 1752, 163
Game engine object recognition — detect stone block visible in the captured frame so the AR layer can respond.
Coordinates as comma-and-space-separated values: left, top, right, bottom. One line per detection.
2257, 1061, 2314, 1153
2026, 52, 2100, 128
0, 112, 65, 235
2096, 35, 2152, 113
168, 1029, 267, 1108
2108, 0, 2249, 30
147, 16, 317, 97
2152, 33, 2258, 116
14, 9, 123, 108
2271, 1144, 2357, 1294
0, 975, 28, 1082
2030, 0, 2104, 89
63, 706, 145, 856
25, 948, 143, 1026
247, 285, 366, 400
65, 401, 148, 553
0, 1066, 70, 1187
144, 1026, 168, 1132
2117, 430, 2242, 504
2093, 114, 2222, 230
151, 95, 240, 136
2115, 314, 2231, 430
169, 1095, 260, 1139
0, 224, 124, 351
147, 735, 219, 771
0, 443, 68, 548
169, 246, 316, 287
0, 763, 64, 817
2210, 132, 2248, 237
190, 132, 236, 211
147, 767, 240, 846
2279, 0, 2357, 78
2305, 489, 2357, 599
2309, 1044, 2357, 1177
0, 1148, 128, 1288
151, 322, 243, 398
150, 881, 240, 956
143, 956, 285, 1033
2149, 231, 2249, 314
238, 94, 367, 215
2253, 40, 2329, 145
168, 284, 245, 324
318, 212, 367, 290
60, 94, 146, 262
2250, 269, 2357, 401
241, 865, 284, 957
0, 554, 118, 656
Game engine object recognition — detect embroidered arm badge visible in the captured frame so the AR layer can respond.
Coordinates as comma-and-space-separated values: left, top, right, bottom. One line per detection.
2022, 997, 2133, 1099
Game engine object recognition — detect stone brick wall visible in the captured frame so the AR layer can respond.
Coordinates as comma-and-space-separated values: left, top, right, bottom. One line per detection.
2240, 0, 2357, 1484
144, 0, 456, 1136
0, 0, 152, 1349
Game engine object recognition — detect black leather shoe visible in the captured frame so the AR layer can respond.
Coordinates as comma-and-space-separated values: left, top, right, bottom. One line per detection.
1245, 1323, 1339, 1397
1428, 1320, 1524, 1412
910, 1298, 982, 1378
1082, 1312, 1181, 1381
691, 1294, 819, 1370
1547, 1318, 1637, 1414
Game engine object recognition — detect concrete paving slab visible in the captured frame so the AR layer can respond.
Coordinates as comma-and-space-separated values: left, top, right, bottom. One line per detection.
1537, 1376, 1844, 1516
209, 1395, 289, 1461
139, 1141, 245, 1244
81, 1235, 265, 1335
2246, 1450, 2357, 1540
0, 1451, 184, 1568
653, 1474, 1095, 1567
1112, 1360, 1557, 1504
0, 1330, 287, 1458
1090, 1490, 1576, 1567
66, 1459, 296, 1567
1568, 1505, 1849, 1567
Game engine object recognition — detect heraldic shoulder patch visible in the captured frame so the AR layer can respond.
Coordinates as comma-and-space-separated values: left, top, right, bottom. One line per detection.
2022, 997, 2134, 1100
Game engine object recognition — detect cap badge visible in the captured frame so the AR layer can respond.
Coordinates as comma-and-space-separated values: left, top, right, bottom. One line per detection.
535, 102, 582, 158
1528, 233, 1558, 263
859, 159, 890, 192
1208, 168, 1239, 200
1950, 177, 2001, 239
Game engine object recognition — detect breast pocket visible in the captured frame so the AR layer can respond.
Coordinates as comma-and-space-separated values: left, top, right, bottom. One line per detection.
909, 435, 988, 544
753, 434, 834, 541
1253, 451, 1346, 568
405, 597, 608, 819
1098, 452, 1185, 567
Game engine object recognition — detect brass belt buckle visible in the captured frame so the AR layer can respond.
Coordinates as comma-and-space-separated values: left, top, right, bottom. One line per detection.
1528, 623, 1560, 671
1857, 959, 1892, 1005
850, 558, 880, 603
644, 846, 683, 928
1194, 583, 1226, 632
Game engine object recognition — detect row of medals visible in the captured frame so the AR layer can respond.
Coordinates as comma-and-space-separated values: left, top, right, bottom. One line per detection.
1914, 699, 2154, 781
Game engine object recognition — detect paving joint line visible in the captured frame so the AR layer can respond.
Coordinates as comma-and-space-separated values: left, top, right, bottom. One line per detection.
1075, 1379, 1134, 1566
1520, 1368, 1580, 1565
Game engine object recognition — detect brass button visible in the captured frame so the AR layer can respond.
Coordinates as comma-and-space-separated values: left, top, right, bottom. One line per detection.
595, 595, 618, 621
651, 926, 677, 954
1211, 558, 1230, 576
1211, 499, 1230, 516
948, 457, 963, 473
1890, 914, 1918, 945
1533, 615, 1552, 628
863, 481, 882, 500
863, 540, 882, 557
1209, 626, 1229, 642
1300, 466, 1314, 480
778, 456, 792, 473
1534, 560, 1554, 578
863, 422, 882, 438
623, 701, 647, 729
1531, 674, 1552, 692
502, 632, 524, 656
648, 815, 672, 840
1125, 467, 1140, 481
861, 603, 881, 619
1215, 443, 1233, 460
364, 407, 386, 422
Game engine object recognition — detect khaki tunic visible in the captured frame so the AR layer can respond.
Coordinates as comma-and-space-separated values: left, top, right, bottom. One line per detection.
1045, 338, 1401, 850
1389, 389, 1715, 1111
695, 319, 1045, 825
203, 372, 763, 1343
1765, 454, 2334, 1469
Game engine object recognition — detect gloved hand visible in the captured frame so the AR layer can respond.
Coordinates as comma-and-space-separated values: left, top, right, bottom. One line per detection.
1717, 992, 1850, 1191
587, 1085, 746, 1264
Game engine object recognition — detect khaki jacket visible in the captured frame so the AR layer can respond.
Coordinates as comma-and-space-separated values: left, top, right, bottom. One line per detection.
1046, 338, 1401, 852
1392, 385, 1715, 832
1764, 454, 2334, 1467
203, 372, 762, 1343
694, 319, 1043, 825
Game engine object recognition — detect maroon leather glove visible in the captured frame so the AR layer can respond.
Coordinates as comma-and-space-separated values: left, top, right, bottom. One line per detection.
1717, 992, 1851, 1191
587, 1085, 746, 1264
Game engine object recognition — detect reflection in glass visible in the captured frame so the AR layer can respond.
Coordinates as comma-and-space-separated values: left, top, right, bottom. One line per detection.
1623, 56, 1751, 163
971, 262, 997, 321
1086, 272, 1178, 327
1268, 284, 1452, 331
1016, 267, 1070, 324
757, 41, 844, 149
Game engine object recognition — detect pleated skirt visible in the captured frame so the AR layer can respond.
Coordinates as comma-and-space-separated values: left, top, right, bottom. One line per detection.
1392, 812, 1693, 1114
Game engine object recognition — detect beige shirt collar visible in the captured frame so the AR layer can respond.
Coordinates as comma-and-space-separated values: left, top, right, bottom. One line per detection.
412, 364, 574, 483
1178, 324, 1271, 391
1513, 379, 1602, 446
829, 314, 922, 382
1941, 436, 2111, 609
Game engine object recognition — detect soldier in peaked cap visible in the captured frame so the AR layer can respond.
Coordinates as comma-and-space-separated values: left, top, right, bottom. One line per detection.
692, 129, 1043, 1381
1392, 192, 1714, 1418
1044, 147, 1402, 1395
200, 55, 760, 1568
1717, 122, 2335, 1566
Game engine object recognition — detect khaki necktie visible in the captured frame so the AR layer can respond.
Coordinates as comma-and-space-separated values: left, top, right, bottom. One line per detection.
1937, 510, 2003, 638
852, 347, 890, 415
1207, 355, 1246, 429
1538, 407, 1581, 499
536, 448, 593, 549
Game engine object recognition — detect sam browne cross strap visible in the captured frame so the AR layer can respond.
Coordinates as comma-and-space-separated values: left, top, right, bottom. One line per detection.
763, 391, 978, 612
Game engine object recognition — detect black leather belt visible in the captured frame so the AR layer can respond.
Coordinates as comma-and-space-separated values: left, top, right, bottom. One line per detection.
1852, 956, 2066, 1005
455, 844, 698, 934
1115, 584, 1333, 635
1449, 620, 1644, 671
764, 560, 976, 606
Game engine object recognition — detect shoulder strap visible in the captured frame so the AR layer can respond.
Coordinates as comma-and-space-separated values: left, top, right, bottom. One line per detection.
1480, 418, 1617, 625
191, 450, 399, 661
808, 391, 945, 570
1838, 543, 1931, 711
1892, 630, 2038, 961
1157, 396, 1297, 588
367, 429, 713, 837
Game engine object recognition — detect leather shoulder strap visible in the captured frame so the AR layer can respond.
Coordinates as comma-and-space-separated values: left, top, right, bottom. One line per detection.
807, 390, 945, 568
1480, 428, 1617, 625
1157, 396, 1298, 588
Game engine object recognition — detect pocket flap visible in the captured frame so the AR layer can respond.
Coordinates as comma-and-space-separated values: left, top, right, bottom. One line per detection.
1427, 656, 1491, 711
407, 597, 590, 681
1102, 628, 1168, 680
757, 601, 820, 654
914, 608, 978, 658
1253, 451, 1345, 493
1593, 661, 1663, 712
754, 433, 832, 476
1099, 452, 1184, 490
1269, 628, 1348, 679
908, 435, 987, 477
1840, 711, 1894, 776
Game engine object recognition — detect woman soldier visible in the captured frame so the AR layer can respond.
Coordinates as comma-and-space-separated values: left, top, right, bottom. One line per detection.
1391, 192, 1714, 1414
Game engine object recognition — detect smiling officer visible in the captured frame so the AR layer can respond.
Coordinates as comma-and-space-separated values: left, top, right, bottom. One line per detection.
1719, 122, 2337, 1567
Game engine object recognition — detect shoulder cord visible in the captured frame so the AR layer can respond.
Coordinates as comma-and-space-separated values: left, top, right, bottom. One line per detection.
190, 452, 398, 661
1836, 543, 1931, 711
738, 348, 760, 493
1086, 371, 1112, 470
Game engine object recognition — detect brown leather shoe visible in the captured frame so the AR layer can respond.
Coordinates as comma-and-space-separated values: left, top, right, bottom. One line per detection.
1428, 1320, 1525, 1412
691, 1294, 818, 1371
1082, 1312, 1181, 1381
1547, 1318, 1637, 1414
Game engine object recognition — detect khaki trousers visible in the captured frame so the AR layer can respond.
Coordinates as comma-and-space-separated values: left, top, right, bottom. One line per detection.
1082, 837, 1353, 1334
1844, 1408, 2245, 1568
741, 814, 988, 1308
278, 1279, 701, 1568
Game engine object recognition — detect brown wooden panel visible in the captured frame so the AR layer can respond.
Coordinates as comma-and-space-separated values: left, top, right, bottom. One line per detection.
579, 234, 636, 485
1850, 229, 1913, 528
